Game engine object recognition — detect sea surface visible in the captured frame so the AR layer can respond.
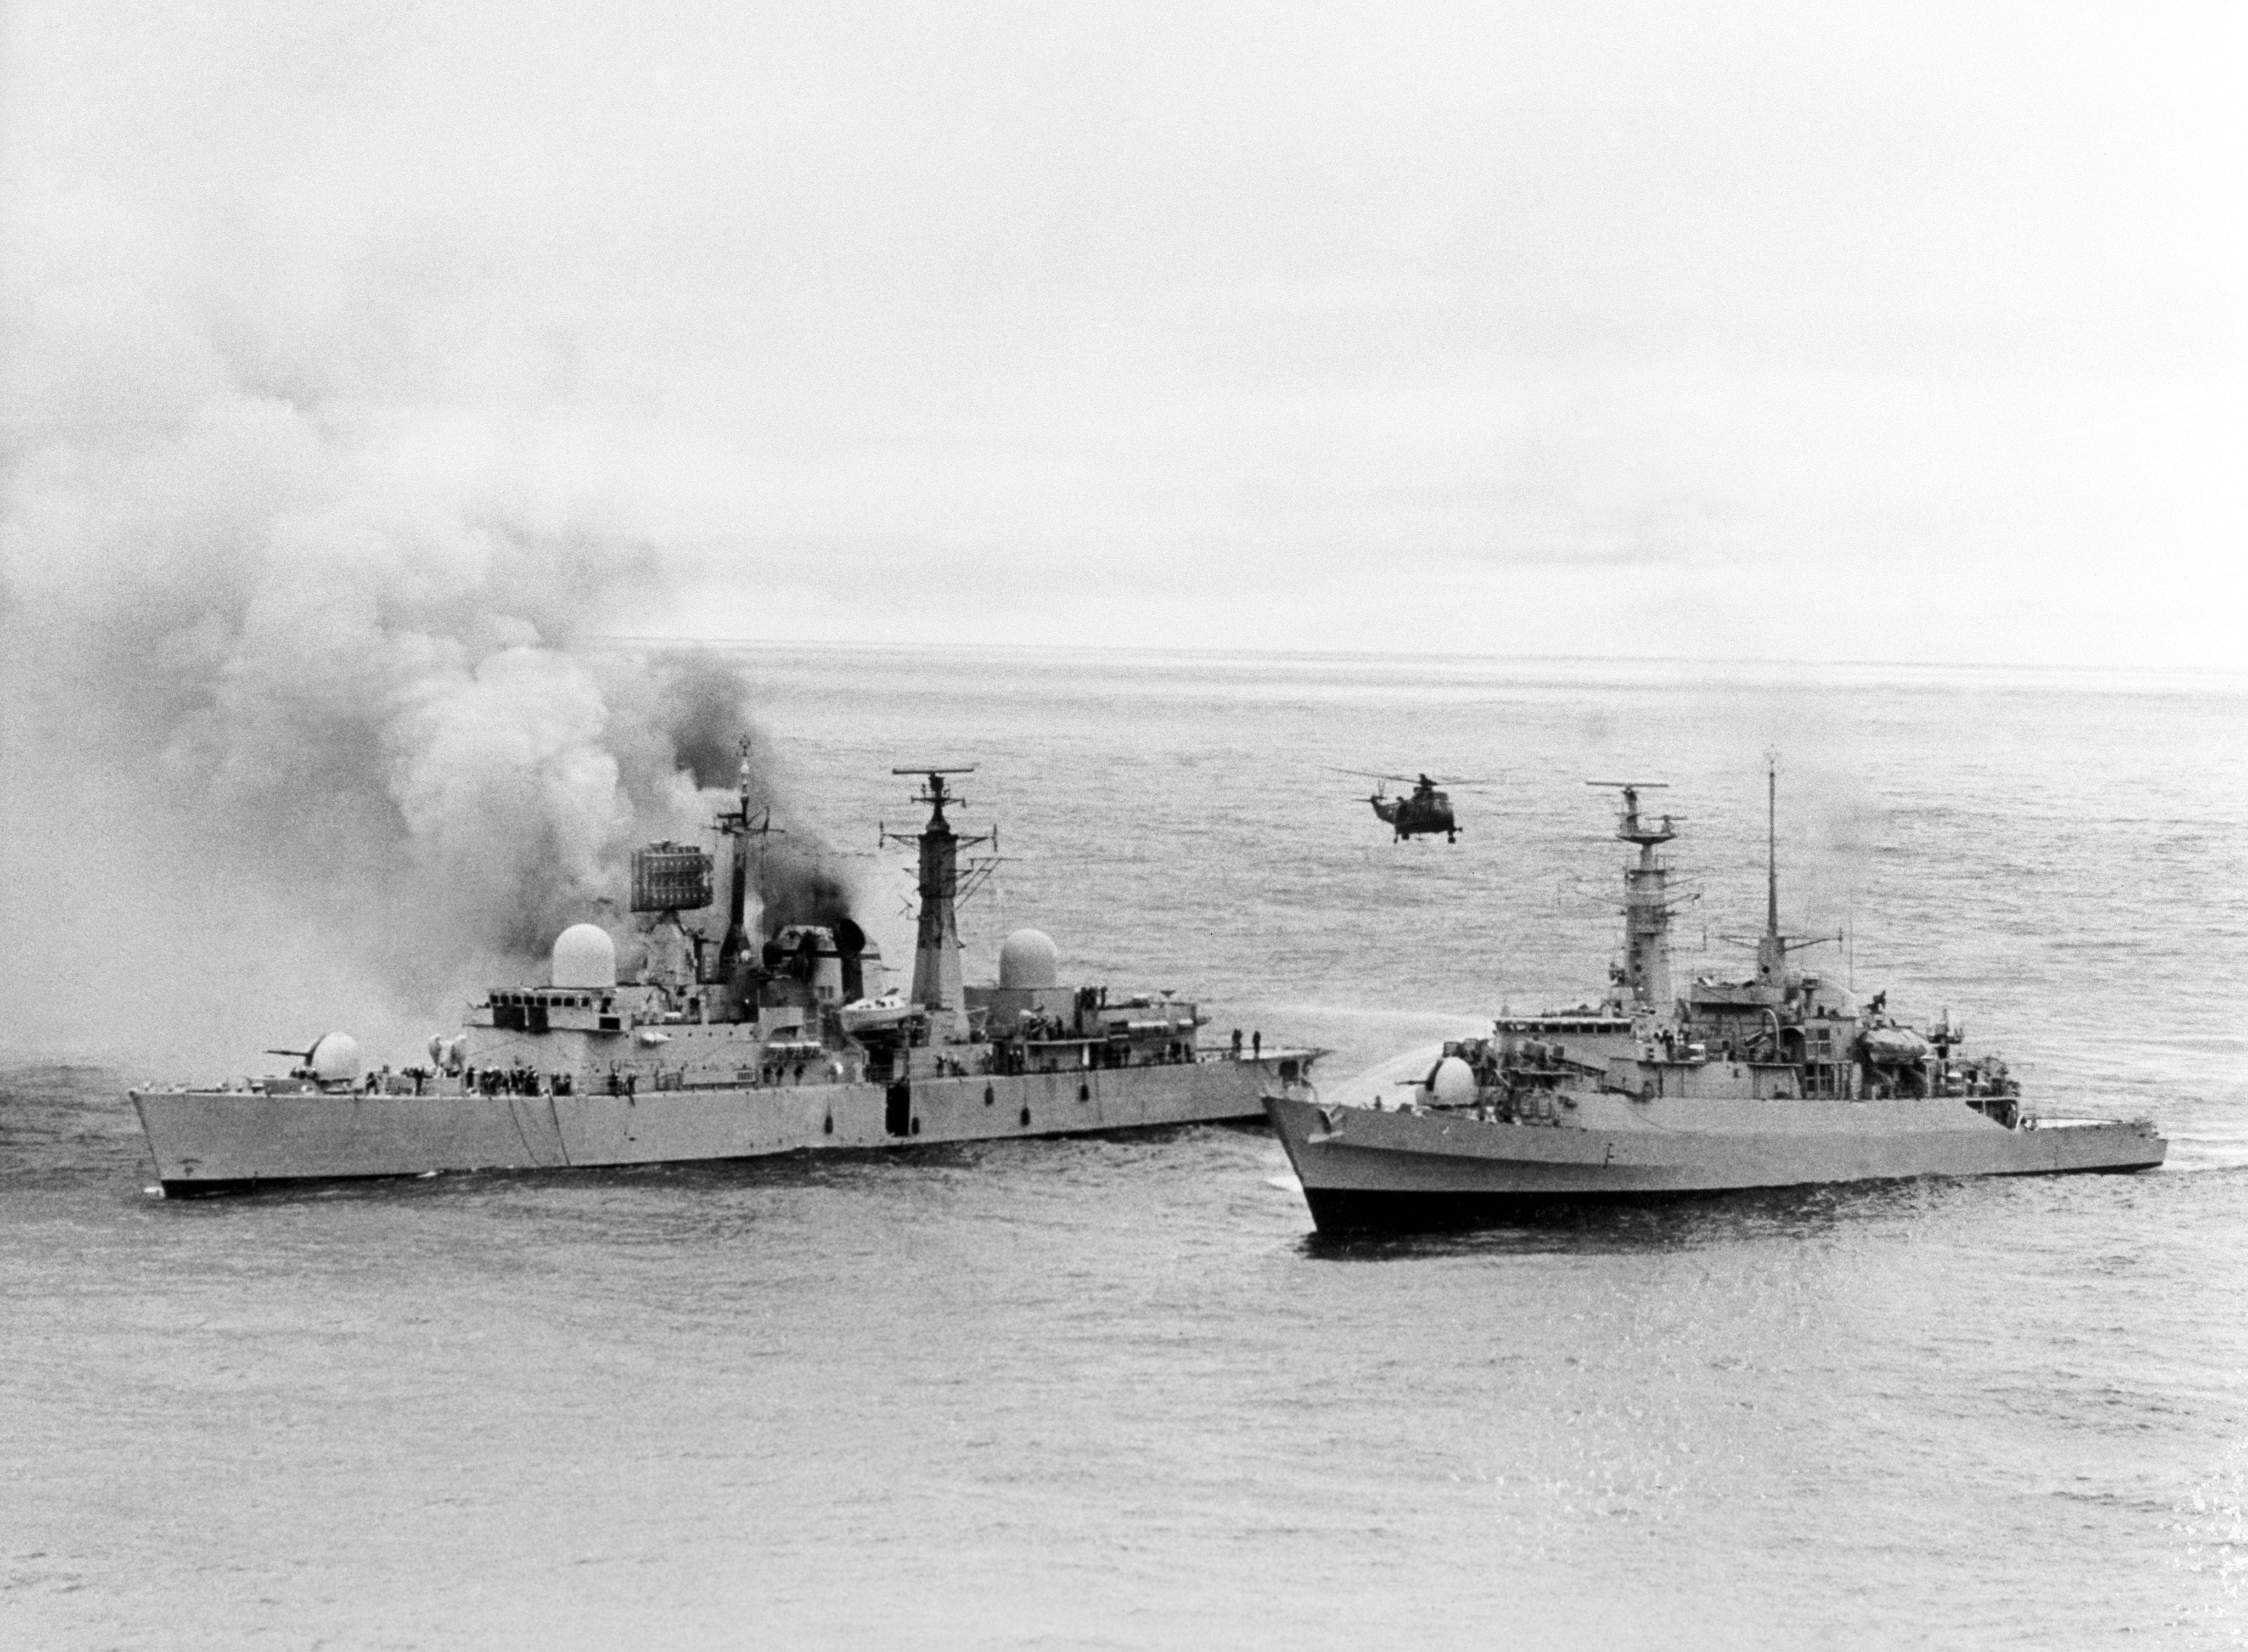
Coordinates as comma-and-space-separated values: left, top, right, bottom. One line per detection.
6, 647, 2247, 1649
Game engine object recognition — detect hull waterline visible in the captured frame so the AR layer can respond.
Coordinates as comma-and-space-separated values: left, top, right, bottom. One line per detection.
134, 1055, 1307, 1198
131, 763, 1325, 1200
1266, 1093, 2167, 1234
1266, 773, 2169, 1236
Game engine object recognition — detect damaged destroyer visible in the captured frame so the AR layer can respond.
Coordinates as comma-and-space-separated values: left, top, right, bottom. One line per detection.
1267, 768, 2165, 1233
133, 760, 1319, 1196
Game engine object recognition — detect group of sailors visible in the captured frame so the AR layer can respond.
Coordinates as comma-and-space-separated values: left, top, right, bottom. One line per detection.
357, 1065, 430, 1095
460, 1064, 576, 1097
419, 1030, 1258, 1095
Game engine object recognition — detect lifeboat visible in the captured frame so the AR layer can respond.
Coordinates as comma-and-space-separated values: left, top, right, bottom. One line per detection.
839, 993, 919, 1036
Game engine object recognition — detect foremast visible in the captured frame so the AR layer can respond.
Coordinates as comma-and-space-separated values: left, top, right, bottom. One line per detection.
881, 769, 995, 1042
712, 738, 778, 984
1589, 780, 1679, 1017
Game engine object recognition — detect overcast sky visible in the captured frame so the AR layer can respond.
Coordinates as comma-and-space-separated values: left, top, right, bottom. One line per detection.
5, 0, 2244, 667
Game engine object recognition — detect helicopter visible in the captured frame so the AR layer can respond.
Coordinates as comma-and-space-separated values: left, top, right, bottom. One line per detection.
1328, 769, 1486, 842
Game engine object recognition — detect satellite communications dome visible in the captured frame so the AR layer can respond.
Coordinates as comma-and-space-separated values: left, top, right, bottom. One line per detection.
308, 1032, 363, 1083
552, 923, 618, 990
997, 928, 1060, 989
1428, 1056, 1476, 1107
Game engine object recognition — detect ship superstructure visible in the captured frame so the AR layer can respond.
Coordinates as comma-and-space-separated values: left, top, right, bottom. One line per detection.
132, 761, 1318, 1196
1267, 765, 2165, 1233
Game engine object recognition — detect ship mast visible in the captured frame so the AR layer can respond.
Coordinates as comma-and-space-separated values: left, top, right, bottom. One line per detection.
1741, 756, 1840, 988
1588, 780, 1677, 1017
1758, 755, 1783, 986
880, 768, 993, 1040
711, 738, 779, 982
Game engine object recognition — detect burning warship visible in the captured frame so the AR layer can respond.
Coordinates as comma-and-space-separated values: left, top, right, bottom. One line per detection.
132, 755, 1319, 1196
1266, 766, 2166, 1233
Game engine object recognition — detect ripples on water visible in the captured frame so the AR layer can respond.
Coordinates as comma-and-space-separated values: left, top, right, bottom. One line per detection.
5, 651, 2246, 1649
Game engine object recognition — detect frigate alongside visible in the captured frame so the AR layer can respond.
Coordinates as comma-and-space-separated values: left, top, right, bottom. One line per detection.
133, 761, 1318, 1196
1267, 769, 2165, 1233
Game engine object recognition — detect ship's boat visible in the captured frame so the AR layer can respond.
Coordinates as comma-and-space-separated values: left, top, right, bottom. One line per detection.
132, 763, 1319, 1196
836, 993, 917, 1036
1266, 769, 2165, 1234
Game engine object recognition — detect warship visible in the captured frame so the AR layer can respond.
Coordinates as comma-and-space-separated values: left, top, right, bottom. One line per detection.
132, 758, 1319, 1196
1267, 768, 2165, 1233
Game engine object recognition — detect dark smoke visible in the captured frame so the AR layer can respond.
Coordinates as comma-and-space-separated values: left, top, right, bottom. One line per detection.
758, 862, 856, 935
641, 653, 763, 791
606, 652, 861, 943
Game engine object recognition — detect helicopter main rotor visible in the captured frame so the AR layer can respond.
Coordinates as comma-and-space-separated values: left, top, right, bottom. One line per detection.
1323, 766, 1489, 786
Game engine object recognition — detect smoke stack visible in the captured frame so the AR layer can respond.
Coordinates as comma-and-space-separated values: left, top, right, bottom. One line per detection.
836, 917, 867, 1002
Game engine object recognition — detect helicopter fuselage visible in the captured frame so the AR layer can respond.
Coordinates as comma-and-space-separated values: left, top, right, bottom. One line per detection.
1370, 789, 1457, 842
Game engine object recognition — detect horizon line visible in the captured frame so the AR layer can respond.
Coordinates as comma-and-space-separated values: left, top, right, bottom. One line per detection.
569, 634, 2244, 682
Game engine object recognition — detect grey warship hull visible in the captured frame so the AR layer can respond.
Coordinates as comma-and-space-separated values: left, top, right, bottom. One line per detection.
1266, 1091, 2167, 1234
1267, 768, 2169, 1235
134, 761, 1325, 1199
136, 1054, 1308, 1197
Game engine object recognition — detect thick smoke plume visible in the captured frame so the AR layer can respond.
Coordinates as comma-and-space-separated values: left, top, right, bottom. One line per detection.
0, 231, 852, 1066
0, 531, 857, 1061
0, 513, 853, 1063
614, 652, 858, 936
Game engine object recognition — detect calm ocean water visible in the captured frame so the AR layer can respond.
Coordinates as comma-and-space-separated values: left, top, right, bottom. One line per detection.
6, 648, 2247, 1649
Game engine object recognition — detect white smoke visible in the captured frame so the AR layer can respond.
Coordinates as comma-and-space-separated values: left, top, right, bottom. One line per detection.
0, 175, 828, 1067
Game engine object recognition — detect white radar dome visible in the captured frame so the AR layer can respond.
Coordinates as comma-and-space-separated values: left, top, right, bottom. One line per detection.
997, 929, 1060, 989
552, 923, 618, 990
1426, 1056, 1476, 1107
308, 1032, 362, 1083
